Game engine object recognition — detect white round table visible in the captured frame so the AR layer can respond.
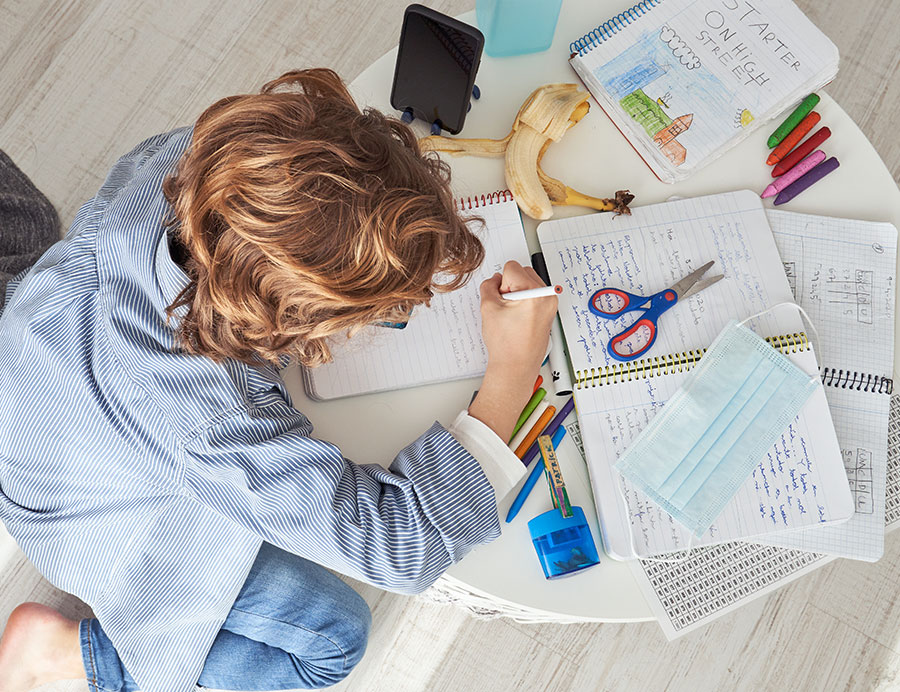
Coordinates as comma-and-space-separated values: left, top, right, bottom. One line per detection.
286, 0, 900, 622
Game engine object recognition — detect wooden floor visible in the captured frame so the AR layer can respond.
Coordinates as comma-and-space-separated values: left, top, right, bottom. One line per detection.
1, 1, 899, 691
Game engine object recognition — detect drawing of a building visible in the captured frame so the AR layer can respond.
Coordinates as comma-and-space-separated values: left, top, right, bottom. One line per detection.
652, 113, 692, 166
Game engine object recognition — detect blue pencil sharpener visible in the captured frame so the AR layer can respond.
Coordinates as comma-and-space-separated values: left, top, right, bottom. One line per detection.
527, 506, 600, 579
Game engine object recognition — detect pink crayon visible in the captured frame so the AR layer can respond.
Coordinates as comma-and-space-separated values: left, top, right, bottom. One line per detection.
774, 157, 840, 205
762, 150, 826, 199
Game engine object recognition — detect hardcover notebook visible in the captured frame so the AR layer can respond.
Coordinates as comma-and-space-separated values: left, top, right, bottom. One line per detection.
568, 0, 839, 182
302, 192, 529, 400
537, 190, 853, 559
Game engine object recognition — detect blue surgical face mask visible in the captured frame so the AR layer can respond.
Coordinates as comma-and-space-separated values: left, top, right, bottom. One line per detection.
614, 317, 820, 539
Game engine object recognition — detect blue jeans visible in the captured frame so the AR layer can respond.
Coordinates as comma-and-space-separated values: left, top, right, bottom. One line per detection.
79, 543, 372, 691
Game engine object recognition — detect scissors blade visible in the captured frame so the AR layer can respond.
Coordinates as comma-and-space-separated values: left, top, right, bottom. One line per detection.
680, 273, 724, 299
670, 260, 716, 297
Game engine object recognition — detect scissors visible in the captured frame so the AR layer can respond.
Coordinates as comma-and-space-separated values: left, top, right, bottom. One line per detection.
589, 260, 724, 362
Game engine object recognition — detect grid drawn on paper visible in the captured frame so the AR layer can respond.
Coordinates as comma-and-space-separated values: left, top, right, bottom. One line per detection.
768, 210, 896, 374
759, 393, 887, 559
639, 542, 826, 631
887, 395, 900, 528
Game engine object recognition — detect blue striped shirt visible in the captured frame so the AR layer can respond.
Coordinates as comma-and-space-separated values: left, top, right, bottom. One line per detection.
0, 127, 513, 692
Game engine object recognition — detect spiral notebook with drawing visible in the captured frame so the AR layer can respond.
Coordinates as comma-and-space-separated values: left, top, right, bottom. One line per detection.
567, 0, 839, 182
302, 192, 529, 400
537, 190, 853, 559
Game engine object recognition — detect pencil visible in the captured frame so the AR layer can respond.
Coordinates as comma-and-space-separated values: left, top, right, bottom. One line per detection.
514, 405, 556, 459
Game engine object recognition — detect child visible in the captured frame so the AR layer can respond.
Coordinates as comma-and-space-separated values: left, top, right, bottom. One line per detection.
0, 69, 556, 692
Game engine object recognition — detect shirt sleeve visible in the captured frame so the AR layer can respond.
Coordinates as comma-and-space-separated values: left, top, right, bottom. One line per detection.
182, 402, 503, 595
447, 411, 527, 500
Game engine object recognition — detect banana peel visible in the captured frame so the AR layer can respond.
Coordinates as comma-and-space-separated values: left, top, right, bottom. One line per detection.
419, 83, 633, 220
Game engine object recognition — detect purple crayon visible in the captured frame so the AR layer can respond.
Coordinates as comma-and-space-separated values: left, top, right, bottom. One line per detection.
762, 150, 826, 199
774, 157, 840, 206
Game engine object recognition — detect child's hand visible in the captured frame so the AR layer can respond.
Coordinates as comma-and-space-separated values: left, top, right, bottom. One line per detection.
468, 261, 557, 443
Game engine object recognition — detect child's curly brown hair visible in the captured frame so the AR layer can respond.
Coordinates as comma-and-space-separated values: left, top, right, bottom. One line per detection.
164, 68, 484, 367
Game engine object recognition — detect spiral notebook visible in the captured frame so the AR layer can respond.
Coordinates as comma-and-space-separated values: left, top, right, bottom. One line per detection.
537, 190, 853, 559
567, 0, 839, 182
302, 192, 529, 400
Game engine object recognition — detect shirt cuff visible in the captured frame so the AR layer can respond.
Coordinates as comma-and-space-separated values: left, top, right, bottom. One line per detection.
447, 411, 527, 500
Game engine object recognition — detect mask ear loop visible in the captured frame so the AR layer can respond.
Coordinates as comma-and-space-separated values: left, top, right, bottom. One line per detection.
738, 301, 822, 385
614, 473, 698, 563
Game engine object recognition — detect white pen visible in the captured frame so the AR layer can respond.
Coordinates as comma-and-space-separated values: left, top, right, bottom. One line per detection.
502, 285, 563, 301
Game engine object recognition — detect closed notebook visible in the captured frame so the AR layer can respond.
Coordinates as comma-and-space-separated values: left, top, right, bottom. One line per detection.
568, 0, 839, 182
537, 190, 853, 559
302, 192, 530, 400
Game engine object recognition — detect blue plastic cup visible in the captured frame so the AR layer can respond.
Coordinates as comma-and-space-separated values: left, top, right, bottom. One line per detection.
476, 0, 563, 57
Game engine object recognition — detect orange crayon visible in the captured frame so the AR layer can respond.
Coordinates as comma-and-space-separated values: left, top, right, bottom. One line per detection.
767, 111, 821, 165
532, 374, 543, 394
514, 405, 556, 459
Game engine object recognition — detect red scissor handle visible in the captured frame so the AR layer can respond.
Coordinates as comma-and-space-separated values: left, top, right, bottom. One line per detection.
608, 317, 658, 361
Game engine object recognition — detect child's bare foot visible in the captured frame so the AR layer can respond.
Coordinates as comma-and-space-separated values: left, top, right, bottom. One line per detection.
0, 603, 84, 692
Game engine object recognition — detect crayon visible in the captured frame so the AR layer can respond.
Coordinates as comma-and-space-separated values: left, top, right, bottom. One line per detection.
774, 157, 840, 205
762, 150, 826, 199
768, 94, 819, 148
509, 387, 547, 442
514, 405, 557, 459
766, 111, 820, 165
532, 375, 543, 394
772, 127, 831, 177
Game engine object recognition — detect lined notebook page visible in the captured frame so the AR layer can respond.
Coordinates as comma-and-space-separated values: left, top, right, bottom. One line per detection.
304, 197, 529, 400
756, 212, 897, 560
569, 0, 838, 181
538, 190, 801, 375
578, 370, 851, 558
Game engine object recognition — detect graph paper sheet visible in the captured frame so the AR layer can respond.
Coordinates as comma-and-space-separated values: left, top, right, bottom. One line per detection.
756, 211, 896, 560
626, 211, 897, 639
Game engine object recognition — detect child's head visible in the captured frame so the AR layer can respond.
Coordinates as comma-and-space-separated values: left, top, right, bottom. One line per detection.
164, 68, 484, 366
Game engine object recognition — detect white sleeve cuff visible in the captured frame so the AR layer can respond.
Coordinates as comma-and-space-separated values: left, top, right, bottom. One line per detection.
447, 410, 527, 500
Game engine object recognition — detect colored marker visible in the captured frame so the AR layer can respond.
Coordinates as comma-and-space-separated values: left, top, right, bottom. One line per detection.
532, 252, 574, 396
508, 401, 550, 452
773, 126, 831, 177
532, 375, 543, 394
502, 285, 562, 301
506, 425, 566, 522
774, 157, 840, 205
762, 150, 826, 199
514, 405, 557, 459
766, 111, 820, 165
768, 93, 819, 148
519, 396, 576, 468
510, 387, 547, 442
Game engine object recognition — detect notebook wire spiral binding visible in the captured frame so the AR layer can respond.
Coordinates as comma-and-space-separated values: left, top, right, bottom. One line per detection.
574, 332, 810, 388
569, 0, 662, 57
455, 190, 513, 211
821, 368, 893, 394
